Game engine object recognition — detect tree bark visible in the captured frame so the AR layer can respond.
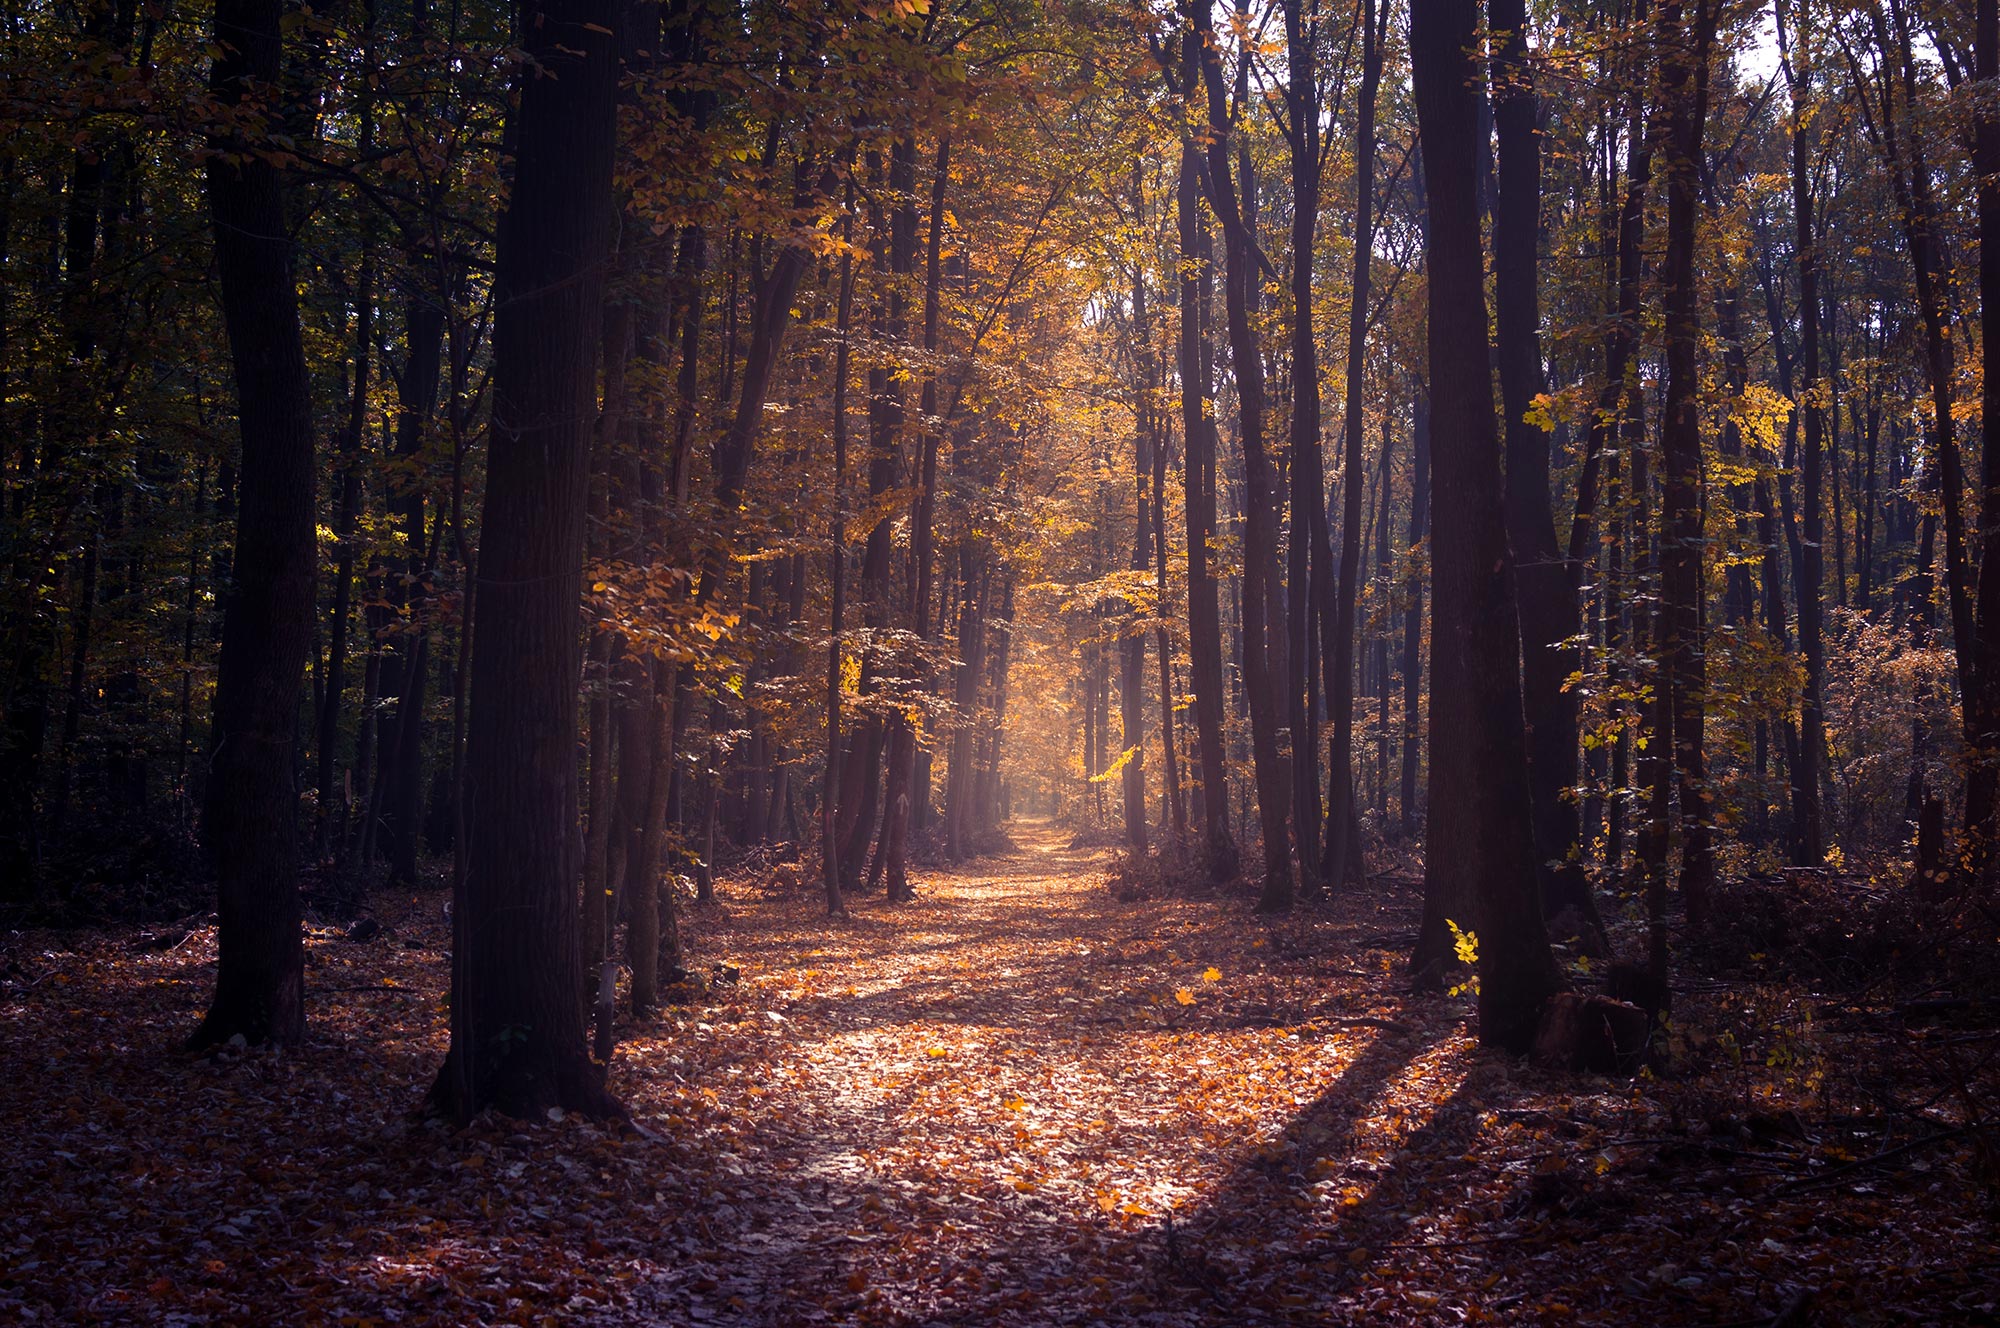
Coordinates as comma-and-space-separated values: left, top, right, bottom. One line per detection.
1408, 0, 1564, 1049
1955, 0, 2000, 864
1324, 0, 1387, 890
1175, 96, 1234, 879
1399, 391, 1429, 834
187, 0, 317, 1051
1778, 0, 1827, 868
1645, 0, 1717, 963
1492, 0, 1594, 927
1281, 0, 1327, 891
1190, 0, 1289, 907
428, 0, 621, 1121
824, 186, 856, 916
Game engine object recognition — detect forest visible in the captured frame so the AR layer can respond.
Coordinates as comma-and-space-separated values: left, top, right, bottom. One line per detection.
1, 0, 1996, 1319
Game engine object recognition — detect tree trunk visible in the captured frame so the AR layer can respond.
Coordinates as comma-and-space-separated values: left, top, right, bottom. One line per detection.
1956, 0, 2000, 864
1176, 112, 1234, 878
428, 0, 621, 1122
1408, 0, 1564, 1050
1492, 0, 1593, 927
1281, 0, 1326, 888
1779, 0, 1827, 868
824, 186, 856, 916
187, 0, 317, 1051
375, 297, 443, 887
1646, 0, 1717, 961
883, 135, 950, 902
317, 249, 372, 856
1323, 0, 1386, 891
1399, 392, 1429, 834
1190, 0, 1287, 905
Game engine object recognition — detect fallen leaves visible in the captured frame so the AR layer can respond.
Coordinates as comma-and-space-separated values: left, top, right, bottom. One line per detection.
0, 822, 1992, 1325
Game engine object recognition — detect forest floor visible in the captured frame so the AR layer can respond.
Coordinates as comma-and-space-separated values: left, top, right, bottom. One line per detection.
1, 819, 1994, 1326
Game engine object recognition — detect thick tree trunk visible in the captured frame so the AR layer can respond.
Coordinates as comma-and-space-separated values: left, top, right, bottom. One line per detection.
1408, 0, 1564, 1050
1955, 0, 2000, 862
428, 0, 620, 1122
188, 0, 317, 1051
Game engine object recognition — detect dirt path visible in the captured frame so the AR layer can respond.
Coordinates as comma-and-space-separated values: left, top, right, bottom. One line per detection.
2, 820, 1989, 1326
621, 818, 1445, 1324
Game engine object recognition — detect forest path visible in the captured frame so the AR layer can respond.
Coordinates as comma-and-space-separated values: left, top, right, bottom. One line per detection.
618, 818, 1457, 1325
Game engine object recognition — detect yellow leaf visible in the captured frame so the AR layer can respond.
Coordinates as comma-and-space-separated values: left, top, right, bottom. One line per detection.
927, 1046, 948, 1058
1174, 989, 1195, 1006
1097, 1193, 1117, 1213
1202, 966, 1222, 982
1011, 1178, 1036, 1192
1002, 1095, 1026, 1111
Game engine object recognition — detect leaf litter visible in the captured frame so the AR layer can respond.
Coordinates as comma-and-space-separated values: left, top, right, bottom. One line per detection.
0, 821, 1993, 1324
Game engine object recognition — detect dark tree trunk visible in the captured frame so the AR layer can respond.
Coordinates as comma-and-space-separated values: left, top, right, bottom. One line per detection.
1176, 113, 1233, 877
1957, 0, 2000, 862
1399, 392, 1429, 834
428, 0, 621, 1122
582, 296, 631, 989
315, 7, 376, 857
1281, 0, 1326, 888
1123, 176, 1157, 855
1372, 413, 1394, 818
373, 297, 443, 887
1190, 0, 1288, 906
1779, 1, 1827, 868
1154, 336, 1187, 846
1492, 0, 1593, 927
187, 0, 317, 1051
317, 237, 372, 857
883, 135, 950, 902
1645, 0, 1716, 964
1322, 0, 1386, 892
824, 187, 856, 916
1408, 0, 1564, 1050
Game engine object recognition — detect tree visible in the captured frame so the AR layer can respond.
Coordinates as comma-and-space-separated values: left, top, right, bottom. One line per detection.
1170, 32, 1237, 881
429, 0, 622, 1122
1646, 0, 1719, 961
1408, 0, 1563, 1050
1324, 0, 1389, 890
1189, 0, 1292, 909
1491, 0, 1594, 928
186, 0, 319, 1051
